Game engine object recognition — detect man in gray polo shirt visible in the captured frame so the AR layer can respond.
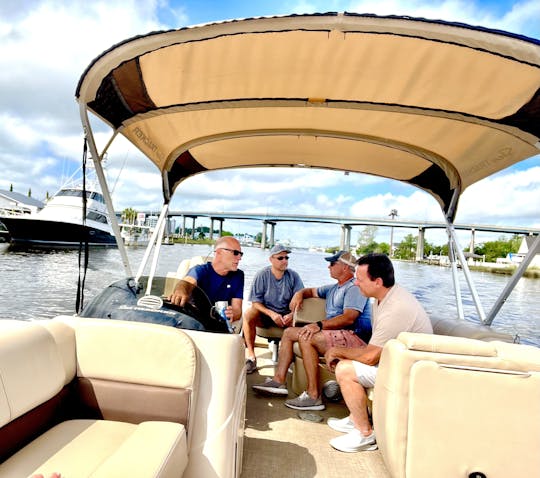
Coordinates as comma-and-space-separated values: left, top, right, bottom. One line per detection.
243, 244, 304, 374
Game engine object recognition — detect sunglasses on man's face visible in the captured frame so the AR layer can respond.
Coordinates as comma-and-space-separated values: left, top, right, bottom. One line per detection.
218, 247, 244, 257
275, 256, 289, 261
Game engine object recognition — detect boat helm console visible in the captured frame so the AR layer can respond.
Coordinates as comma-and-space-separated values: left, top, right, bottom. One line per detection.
80, 278, 232, 333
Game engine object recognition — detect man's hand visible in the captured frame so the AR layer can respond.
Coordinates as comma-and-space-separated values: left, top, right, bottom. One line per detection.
271, 311, 293, 327
168, 280, 195, 307
289, 291, 304, 313
298, 322, 321, 342
324, 347, 340, 372
281, 312, 294, 327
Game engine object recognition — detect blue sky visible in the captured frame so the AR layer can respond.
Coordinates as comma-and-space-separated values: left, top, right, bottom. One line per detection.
0, 0, 539, 248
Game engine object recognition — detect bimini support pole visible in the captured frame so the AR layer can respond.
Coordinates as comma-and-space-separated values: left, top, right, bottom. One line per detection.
446, 219, 487, 322
135, 202, 169, 289
485, 233, 540, 326
447, 227, 464, 320
79, 102, 133, 277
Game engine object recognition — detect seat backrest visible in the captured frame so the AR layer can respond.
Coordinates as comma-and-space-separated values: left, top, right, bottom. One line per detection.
0, 321, 69, 462
54, 316, 199, 448
430, 316, 515, 342
374, 332, 540, 478
175, 255, 206, 279
163, 255, 208, 297
293, 297, 326, 326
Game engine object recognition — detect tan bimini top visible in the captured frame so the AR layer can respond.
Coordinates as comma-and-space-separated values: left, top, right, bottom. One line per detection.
76, 12, 540, 221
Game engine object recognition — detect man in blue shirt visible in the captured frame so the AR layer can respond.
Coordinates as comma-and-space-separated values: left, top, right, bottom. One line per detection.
169, 236, 244, 326
253, 251, 371, 411
243, 244, 304, 374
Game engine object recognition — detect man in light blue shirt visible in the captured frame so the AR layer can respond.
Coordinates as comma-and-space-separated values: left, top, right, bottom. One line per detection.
253, 251, 371, 411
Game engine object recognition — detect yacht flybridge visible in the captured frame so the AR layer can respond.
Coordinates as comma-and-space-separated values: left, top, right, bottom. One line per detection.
75, 12, 540, 326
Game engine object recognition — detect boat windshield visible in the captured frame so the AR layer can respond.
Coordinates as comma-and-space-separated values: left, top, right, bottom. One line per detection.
57, 189, 105, 203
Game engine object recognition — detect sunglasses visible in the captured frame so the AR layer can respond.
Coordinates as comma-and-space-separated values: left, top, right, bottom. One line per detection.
275, 256, 289, 261
218, 247, 244, 257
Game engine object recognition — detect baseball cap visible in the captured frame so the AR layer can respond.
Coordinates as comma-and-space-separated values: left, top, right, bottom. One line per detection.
324, 250, 357, 267
269, 244, 291, 256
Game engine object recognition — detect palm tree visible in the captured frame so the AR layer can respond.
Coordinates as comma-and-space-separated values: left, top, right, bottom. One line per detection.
121, 207, 138, 224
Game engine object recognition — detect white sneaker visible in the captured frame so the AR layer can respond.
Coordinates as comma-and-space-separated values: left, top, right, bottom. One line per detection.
330, 429, 377, 453
327, 415, 355, 433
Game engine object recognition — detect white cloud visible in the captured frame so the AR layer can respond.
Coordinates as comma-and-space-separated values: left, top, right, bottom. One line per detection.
457, 166, 540, 227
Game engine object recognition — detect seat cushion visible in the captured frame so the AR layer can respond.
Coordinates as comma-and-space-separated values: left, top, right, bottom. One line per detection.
0, 419, 188, 478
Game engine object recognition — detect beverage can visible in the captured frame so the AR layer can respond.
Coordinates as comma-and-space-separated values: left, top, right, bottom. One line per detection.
215, 301, 233, 333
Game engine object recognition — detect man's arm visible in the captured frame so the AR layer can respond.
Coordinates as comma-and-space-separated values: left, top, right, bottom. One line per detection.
230, 298, 243, 322
321, 308, 359, 329
325, 344, 382, 371
299, 308, 359, 340
289, 287, 317, 312
169, 276, 197, 306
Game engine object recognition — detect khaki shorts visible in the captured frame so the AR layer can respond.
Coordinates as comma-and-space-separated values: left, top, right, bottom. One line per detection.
322, 329, 366, 349
352, 361, 378, 388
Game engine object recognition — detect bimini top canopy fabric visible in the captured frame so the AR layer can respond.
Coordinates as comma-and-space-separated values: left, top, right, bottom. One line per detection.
76, 12, 540, 220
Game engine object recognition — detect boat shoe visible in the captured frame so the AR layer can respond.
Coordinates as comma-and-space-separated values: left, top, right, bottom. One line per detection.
327, 415, 355, 433
252, 377, 288, 395
330, 429, 377, 453
284, 391, 325, 411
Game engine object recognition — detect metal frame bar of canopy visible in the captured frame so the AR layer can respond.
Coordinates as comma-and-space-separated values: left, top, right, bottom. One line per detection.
80, 102, 172, 296
79, 103, 132, 277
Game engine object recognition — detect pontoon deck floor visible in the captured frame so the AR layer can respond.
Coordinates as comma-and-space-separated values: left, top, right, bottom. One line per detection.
242, 338, 389, 477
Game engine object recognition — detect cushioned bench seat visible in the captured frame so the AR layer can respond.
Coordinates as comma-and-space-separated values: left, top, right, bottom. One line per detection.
374, 332, 540, 478
0, 316, 246, 478
0, 419, 187, 478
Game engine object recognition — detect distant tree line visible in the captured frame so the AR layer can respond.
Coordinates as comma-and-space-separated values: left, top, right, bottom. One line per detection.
355, 226, 523, 262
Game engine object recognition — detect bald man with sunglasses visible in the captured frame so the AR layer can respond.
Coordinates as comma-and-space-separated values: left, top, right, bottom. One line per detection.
169, 236, 244, 325
243, 244, 304, 374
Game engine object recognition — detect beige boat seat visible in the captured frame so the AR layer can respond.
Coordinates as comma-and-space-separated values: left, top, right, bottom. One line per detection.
374, 332, 540, 478
256, 297, 329, 364
0, 318, 195, 477
255, 322, 284, 363
430, 316, 515, 342
0, 316, 246, 478
163, 255, 207, 297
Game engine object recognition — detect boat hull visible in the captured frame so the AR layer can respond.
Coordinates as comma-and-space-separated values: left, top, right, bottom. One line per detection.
0, 216, 116, 248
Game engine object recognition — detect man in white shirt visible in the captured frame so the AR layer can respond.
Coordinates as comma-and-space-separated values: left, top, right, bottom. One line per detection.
325, 253, 432, 453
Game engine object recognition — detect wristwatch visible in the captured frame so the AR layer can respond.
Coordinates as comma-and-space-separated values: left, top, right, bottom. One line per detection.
316, 321, 323, 331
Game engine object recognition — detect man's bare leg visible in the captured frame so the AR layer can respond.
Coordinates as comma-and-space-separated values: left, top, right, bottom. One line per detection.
299, 333, 327, 399
242, 306, 260, 360
273, 327, 302, 383
335, 360, 372, 435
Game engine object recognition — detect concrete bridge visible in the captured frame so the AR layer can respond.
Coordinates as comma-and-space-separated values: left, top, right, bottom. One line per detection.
136, 210, 540, 260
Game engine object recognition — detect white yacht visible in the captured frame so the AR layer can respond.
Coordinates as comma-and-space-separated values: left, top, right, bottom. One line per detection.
0, 170, 115, 248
